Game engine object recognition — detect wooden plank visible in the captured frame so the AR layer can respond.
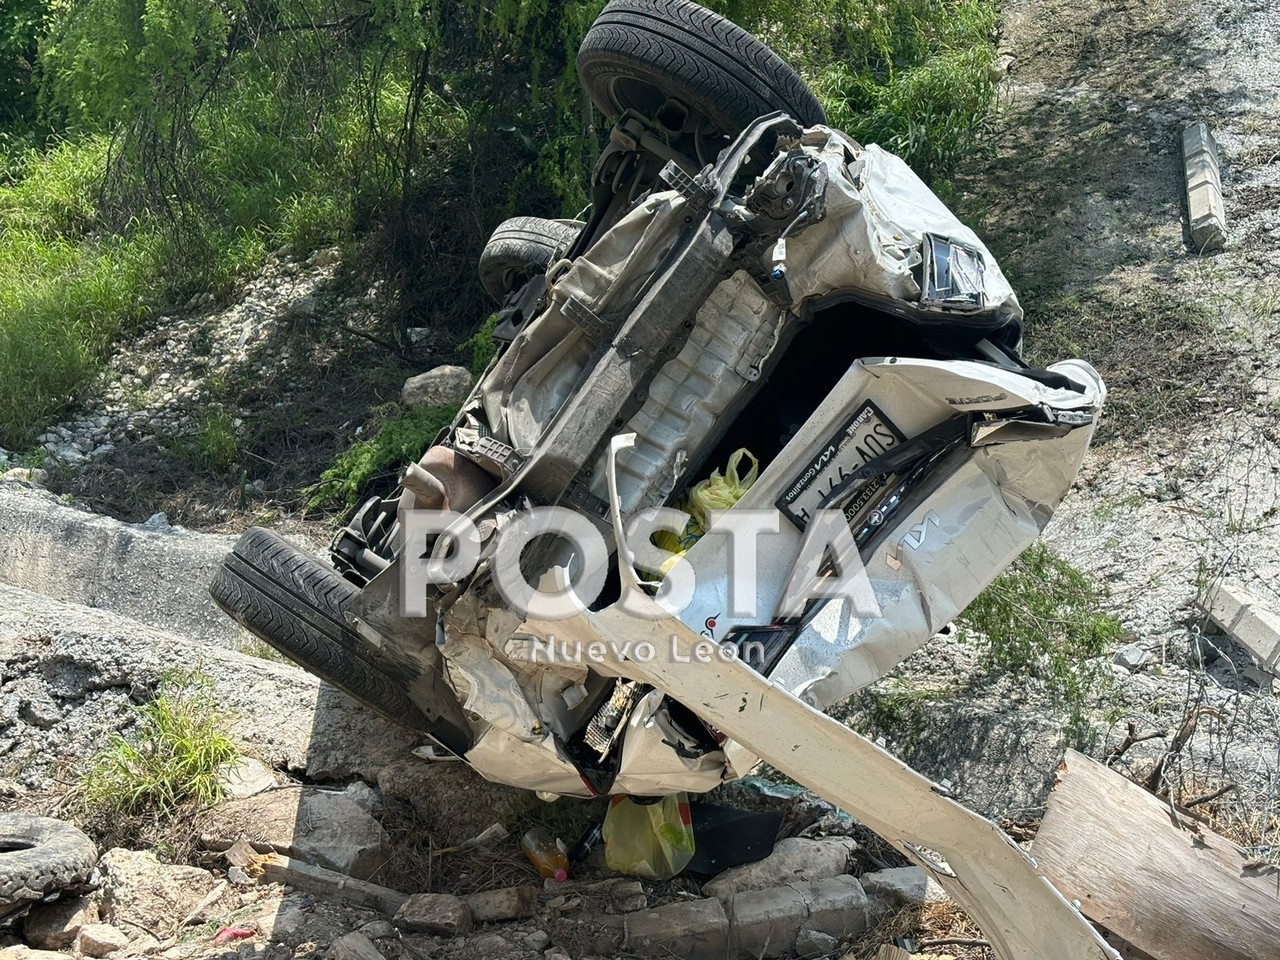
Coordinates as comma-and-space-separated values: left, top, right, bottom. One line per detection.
525, 607, 1118, 960
1033, 749, 1280, 960
254, 852, 410, 916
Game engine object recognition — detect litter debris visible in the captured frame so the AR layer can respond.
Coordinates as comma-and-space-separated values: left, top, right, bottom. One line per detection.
603, 794, 695, 880
209, 926, 255, 945
520, 827, 569, 882
1033, 749, 1279, 960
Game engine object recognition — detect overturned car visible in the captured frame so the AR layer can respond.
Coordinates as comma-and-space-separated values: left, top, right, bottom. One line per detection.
213, 0, 1105, 802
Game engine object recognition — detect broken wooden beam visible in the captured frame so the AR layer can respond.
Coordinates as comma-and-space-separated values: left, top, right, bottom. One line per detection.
228, 839, 410, 916
1032, 749, 1280, 960
526, 607, 1117, 960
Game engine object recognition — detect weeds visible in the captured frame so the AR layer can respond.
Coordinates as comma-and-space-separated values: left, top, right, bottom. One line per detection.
1024, 288, 1252, 444
193, 409, 241, 473
305, 403, 459, 511
80, 672, 237, 817
960, 543, 1124, 732
1, 0, 1001, 451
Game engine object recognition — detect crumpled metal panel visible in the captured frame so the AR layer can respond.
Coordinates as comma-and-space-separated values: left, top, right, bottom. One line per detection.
785, 135, 1022, 326
675, 357, 1106, 714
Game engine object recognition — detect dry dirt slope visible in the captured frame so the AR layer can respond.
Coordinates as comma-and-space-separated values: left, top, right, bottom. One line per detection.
855, 0, 1280, 833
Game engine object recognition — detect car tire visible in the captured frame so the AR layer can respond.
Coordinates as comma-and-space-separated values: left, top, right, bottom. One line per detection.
577, 0, 826, 145
478, 216, 582, 302
210, 527, 432, 731
0, 815, 97, 917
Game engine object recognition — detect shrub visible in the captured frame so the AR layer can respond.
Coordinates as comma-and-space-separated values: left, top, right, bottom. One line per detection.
960, 543, 1124, 731
305, 402, 459, 510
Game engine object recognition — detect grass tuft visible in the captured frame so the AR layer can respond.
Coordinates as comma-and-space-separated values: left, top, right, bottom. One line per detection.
80, 672, 237, 817
193, 409, 241, 473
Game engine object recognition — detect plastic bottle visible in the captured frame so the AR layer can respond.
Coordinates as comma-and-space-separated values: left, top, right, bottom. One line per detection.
521, 827, 569, 882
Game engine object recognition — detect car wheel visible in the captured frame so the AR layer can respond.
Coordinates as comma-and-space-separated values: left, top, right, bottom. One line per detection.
0, 815, 97, 918
211, 527, 433, 731
479, 216, 583, 302
577, 0, 827, 164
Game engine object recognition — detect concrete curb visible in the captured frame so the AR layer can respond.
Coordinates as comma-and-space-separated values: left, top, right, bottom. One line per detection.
0, 484, 244, 645
1182, 121, 1227, 253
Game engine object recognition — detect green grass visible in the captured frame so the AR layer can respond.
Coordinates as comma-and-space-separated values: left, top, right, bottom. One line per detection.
960, 543, 1124, 734
305, 402, 460, 510
81, 673, 237, 816
193, 409, 241, 473
0, 0, 1000, 453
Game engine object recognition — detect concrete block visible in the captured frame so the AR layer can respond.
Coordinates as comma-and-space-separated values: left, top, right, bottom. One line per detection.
624, 899, 730, 960
1182, 121, 1227, 252
859, 867, 929, 908
1205, 581, 1280, 675
800, 876, 872, 940
726, 885, 807, 959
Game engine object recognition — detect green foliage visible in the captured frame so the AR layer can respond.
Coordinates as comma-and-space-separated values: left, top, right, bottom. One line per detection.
960, 543, 1123, 726
306, 402, 459, 509
460, 314, 499, 377
194, 409, 241, 472
0, 0, 49, 131
1, 0, 999, 448
81, 673, 238, 816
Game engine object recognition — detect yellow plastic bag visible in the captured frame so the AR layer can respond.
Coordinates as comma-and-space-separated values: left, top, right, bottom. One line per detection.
649, 448, 759, 575
602, 794, 695, 880
686, 447, 758, 530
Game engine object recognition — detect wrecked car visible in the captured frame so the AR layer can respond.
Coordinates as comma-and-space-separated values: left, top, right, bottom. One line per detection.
212, 0, 1106, 802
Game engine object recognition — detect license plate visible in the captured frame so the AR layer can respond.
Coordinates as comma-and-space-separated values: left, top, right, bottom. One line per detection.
775, 400, 906, 531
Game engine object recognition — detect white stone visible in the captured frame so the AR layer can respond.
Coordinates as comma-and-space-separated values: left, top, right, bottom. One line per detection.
701, 838, 856, 899
75, 924, 130, 958
217, 757, 276, 799
401, 366, 473, 409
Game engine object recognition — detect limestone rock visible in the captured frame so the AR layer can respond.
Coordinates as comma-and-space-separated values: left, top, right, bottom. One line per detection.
197, 788, 390, 879
401, 366, 473, 409
217, 757, 276, 799
98, 849, 219, 938
462, 886, 538, 922
393, 894, 473, 936
22, 897, 99, 950
328, 932, 383, 960
701, 837, 856, 899
75, 924, 130, 958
